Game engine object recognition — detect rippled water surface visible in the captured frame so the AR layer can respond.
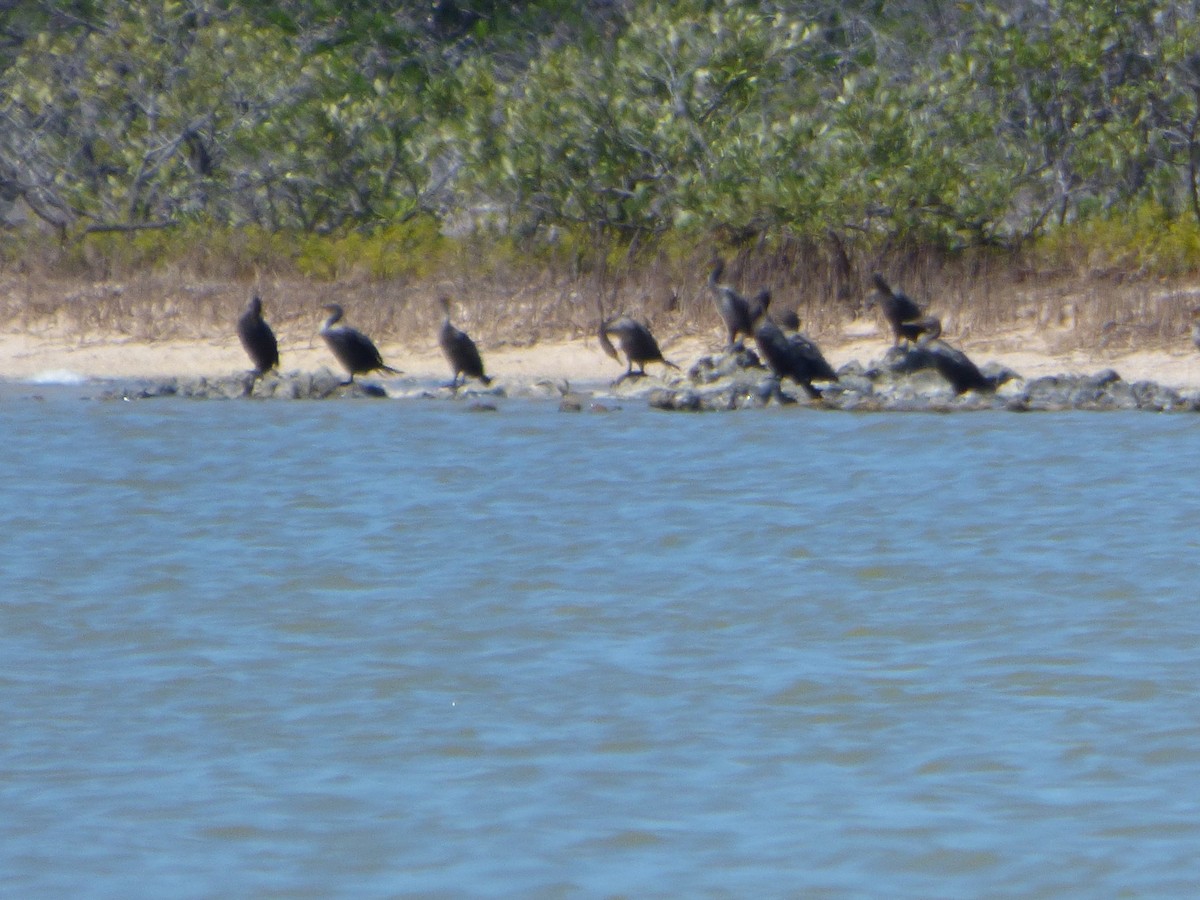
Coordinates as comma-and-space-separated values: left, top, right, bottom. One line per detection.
4, 388, 1200, 896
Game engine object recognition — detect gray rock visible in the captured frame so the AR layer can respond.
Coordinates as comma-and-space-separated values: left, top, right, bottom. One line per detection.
91, 351, 1200, 415
1132, 380, 1186, 411
648, 388, 702, 412
1000, 370, 1196, 412
104, 368, 392, 401
688, 348, 763, 384
831, 371, 875, 395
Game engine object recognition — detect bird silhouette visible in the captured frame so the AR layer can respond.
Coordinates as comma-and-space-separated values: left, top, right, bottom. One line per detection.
237, 294, 279, 376
871, 274, 937, 346
708, 257, 762, 348
598, 312, 679, 385
319, 304, 401, 383
438, 296, 492, 389
754, 316, 837, 399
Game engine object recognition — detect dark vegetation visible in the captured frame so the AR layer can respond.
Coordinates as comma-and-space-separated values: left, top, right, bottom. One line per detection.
4, 0, 1200, 350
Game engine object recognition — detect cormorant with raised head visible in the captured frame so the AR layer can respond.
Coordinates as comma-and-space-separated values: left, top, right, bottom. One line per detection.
598, 313, 679, 384
438, 295, 492, 389
754, 315, 838, 399
708, 257, 760, 348
237, 293, 279, 376
748, 288, 771, 327
319, 303, 401, 383
871, 273, 936, 346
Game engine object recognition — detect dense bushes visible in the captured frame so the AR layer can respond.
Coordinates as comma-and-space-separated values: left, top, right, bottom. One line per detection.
5, 0, 1200, 273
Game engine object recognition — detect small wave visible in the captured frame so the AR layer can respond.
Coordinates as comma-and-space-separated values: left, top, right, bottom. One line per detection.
27, 369, 87, 385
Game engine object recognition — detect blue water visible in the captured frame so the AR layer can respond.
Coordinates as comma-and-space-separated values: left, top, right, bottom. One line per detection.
3, 389, 1200, 896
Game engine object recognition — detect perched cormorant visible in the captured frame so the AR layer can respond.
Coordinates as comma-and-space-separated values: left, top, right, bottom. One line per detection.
754, 316, 838, 399
708, 257, 760, 348
919, 339, 992, 394
871, 273, 933, 346
438, 296, 492, 389
319, 303, 401, 383
778, 307, 801, 333
1192, 308, 1200, 353
748, 288, 772, 327
598, 314, 679, 384
897, 314, 943, 346
883, 312, 991, 394
237, 294, 279, 376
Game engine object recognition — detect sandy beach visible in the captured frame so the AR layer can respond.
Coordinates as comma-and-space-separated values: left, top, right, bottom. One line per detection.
4, 318, 1200, 392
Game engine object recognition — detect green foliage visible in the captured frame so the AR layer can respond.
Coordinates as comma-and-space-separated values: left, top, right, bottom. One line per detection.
8, 0, 1200, 275
293, 218, 452, 280
1035, 201, 1200, 275
61, 217, 456, 281
63, 222, 302, 278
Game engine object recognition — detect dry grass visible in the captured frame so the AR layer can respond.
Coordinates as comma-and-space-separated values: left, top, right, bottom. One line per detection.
2, 244, 1199, 356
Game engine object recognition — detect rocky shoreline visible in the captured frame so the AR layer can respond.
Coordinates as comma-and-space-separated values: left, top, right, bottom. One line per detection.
91, 344, 1200, 412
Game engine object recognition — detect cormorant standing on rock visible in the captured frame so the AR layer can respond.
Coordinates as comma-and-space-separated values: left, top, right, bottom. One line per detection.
708, 257, 760, 348
898, 314, 943, 346
871, 273, 937, 346
237, 294, 279, 376
878, 301, 990, 394
319, 303, 401, 383
438, 296, 492, 389
1192, 308, 1200, 353
598, 314, 679, 384
754, 316, 838, 399
748, 288, 772, 328
920, 338, 993, 394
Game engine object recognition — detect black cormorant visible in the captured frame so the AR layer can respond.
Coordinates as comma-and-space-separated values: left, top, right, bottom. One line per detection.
438, 296, 492, 389
897, 314, 943, 346
754, 316, 838, 399
237, 294, 279, 376
319, 304, 401, 383
708, 257, 761, 348
748, 288, 772, 327
920, 339, 993, 394
598, 314, 679, 384
871, 273, 931, 346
